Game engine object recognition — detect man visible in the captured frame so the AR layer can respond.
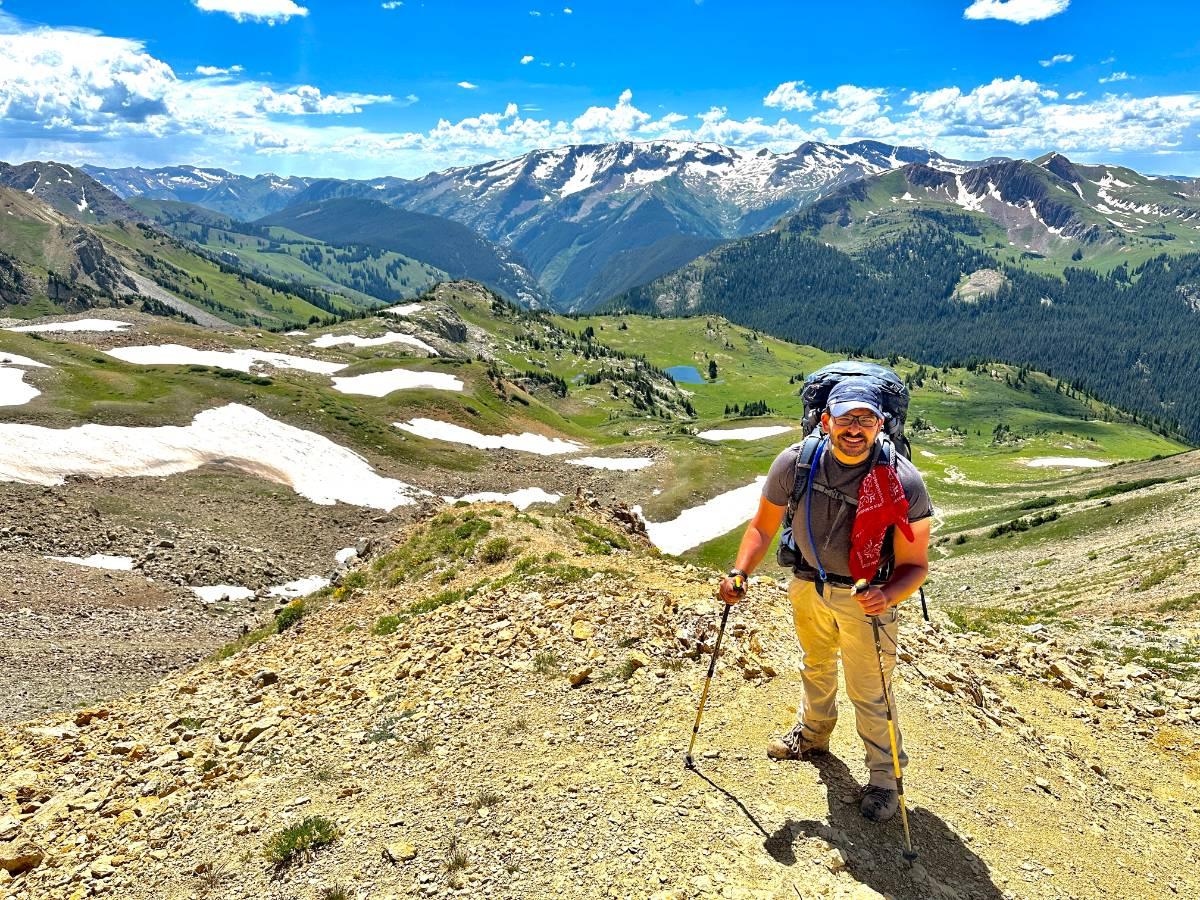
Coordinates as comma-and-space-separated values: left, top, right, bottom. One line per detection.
718, 378, 932, 823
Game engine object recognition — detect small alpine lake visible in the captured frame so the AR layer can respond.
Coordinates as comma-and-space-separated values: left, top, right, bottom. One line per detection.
665, 365, 705, 384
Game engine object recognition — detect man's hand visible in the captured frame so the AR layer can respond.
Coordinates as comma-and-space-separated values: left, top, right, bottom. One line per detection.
718, 574, 747, 605
854, 584, 892, 617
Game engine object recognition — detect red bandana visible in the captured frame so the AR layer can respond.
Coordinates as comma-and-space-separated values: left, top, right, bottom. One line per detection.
849, 462, 914, 583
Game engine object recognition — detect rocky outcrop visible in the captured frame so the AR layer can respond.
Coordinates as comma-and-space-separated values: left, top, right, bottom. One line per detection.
67, 229, 137, 295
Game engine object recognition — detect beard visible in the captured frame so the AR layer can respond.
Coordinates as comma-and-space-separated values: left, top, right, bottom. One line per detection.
832, 430, 872, 462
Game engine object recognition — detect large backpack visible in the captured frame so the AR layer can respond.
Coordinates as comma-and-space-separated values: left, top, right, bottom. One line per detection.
777, 361, 911, 580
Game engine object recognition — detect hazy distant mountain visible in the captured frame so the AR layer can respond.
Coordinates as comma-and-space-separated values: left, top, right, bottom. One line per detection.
341, 139, 980, 309
83, 164, 314, 221
258, 198, 545, 306
85, 140, 984, 308
0, 161, 143, 224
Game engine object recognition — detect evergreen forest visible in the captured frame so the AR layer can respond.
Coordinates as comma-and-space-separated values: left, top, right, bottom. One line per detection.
616, 224, 1200, 441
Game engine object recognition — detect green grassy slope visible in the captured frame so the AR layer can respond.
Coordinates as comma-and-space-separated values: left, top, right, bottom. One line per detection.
131, 199, 446, 307
97, 222, 359, 329
794, 162, 1200, 279
2, 283, 1186, 577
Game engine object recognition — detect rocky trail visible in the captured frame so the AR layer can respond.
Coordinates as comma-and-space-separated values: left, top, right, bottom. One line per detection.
2, 500, 1198, 900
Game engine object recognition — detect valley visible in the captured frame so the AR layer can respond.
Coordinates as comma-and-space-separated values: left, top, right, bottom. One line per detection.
4, 140, 1200, 900
0, 282, 1192, 729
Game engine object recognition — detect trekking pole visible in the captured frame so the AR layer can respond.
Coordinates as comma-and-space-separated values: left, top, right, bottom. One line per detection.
684, 577, 740, 769
853, 579, 917, 862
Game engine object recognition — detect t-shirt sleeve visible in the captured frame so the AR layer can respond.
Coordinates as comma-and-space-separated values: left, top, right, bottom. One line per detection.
897, 456, 934, 522
762, 446, 799, 507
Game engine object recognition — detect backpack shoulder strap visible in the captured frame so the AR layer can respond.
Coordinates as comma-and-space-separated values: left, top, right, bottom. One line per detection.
877, 434, 895, 468
787, 433, 824, 507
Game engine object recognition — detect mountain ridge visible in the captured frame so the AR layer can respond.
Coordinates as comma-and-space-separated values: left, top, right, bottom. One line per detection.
82, 140, 983, 309
257, 198, 545, 307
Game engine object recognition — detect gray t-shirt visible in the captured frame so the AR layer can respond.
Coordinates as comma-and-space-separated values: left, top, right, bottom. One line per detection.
763, 439, 933, 578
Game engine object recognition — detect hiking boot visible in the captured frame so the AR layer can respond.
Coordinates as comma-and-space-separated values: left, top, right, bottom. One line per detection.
765, 723, 829, 760
860, 785, 898, 822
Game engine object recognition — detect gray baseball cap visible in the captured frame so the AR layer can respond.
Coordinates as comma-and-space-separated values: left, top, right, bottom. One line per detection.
826, 379, 885, 419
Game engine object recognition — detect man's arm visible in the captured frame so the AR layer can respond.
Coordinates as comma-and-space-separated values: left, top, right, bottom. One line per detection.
718, 497, 787, 604
855, 517, 931, 616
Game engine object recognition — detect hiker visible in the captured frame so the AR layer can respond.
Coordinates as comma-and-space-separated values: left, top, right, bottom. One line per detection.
718, 377, 932, 823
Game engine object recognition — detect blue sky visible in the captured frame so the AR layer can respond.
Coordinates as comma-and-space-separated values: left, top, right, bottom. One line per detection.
2, 0, 1199, 178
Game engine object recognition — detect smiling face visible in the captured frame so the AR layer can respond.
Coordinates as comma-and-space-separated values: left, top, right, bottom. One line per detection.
821, 406, 883, 464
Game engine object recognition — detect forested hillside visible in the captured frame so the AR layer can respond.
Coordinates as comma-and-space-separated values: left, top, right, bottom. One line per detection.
617, 224, 1200, 440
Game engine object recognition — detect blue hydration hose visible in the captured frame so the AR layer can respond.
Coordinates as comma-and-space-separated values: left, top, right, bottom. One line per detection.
805, 436, 828, 584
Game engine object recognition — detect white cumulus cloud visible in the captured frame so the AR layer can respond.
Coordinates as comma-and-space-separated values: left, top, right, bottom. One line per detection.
573, 88, 650, 136
0, 27, 174, 133
520, 55, 534, 64
457, 81, 478, 90
193, 0, 309, 24
1039, 53, 1073, 67
963, 0, 1069, 24
257, 85, 392, 115
1099, 71, 1131, 84
195, 64, 245, 76
815, 84, 892, 128
888, 75, 1200, 161
381, 1, 403, 7
763, 80, 815, 112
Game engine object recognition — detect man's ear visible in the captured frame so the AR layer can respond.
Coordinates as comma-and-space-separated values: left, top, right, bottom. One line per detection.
820, 411, 830, 434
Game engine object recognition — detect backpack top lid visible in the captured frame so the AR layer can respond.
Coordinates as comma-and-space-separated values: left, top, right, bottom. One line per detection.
800, 361, 910, 459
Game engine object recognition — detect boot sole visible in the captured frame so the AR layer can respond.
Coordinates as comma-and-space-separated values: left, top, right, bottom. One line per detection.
766, 745, 830, 761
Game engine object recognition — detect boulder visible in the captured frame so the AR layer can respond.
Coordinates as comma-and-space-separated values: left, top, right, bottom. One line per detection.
0, 840, 43, 875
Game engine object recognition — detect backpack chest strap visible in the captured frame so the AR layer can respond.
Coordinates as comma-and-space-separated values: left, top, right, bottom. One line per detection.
810, 481, 857, 506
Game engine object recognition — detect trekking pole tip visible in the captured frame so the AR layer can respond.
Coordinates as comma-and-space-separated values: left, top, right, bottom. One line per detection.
683, 753, 695, 770
902, 850, 919, 863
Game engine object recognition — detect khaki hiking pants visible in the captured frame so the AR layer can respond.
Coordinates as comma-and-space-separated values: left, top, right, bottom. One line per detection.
788, 578, 907, 789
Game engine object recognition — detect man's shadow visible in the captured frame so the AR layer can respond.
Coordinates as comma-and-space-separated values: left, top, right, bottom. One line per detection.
758, 753, 1006, 900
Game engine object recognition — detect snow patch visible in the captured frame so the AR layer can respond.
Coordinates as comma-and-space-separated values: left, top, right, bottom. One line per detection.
0, 352, 49, 407
0, 352, 48, 368
312, 332, 439, 355
46, 554, 134, 571
191, 585, 255, 603
449, 487, 562, 510
636, 477, 765, 556
394, 417, 584, 455
0, 368, 40, 407
268, 576, 330, 599
0, 403, 426, 510
561, 154, 602, 197
696, 425, 794, 442
1025, 457, 1107, 469
381, 303, 425, 316
332, 369, 463, 396
106, 345, 346, 375
8, 318, 132, 333
335, 547, 358, 566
